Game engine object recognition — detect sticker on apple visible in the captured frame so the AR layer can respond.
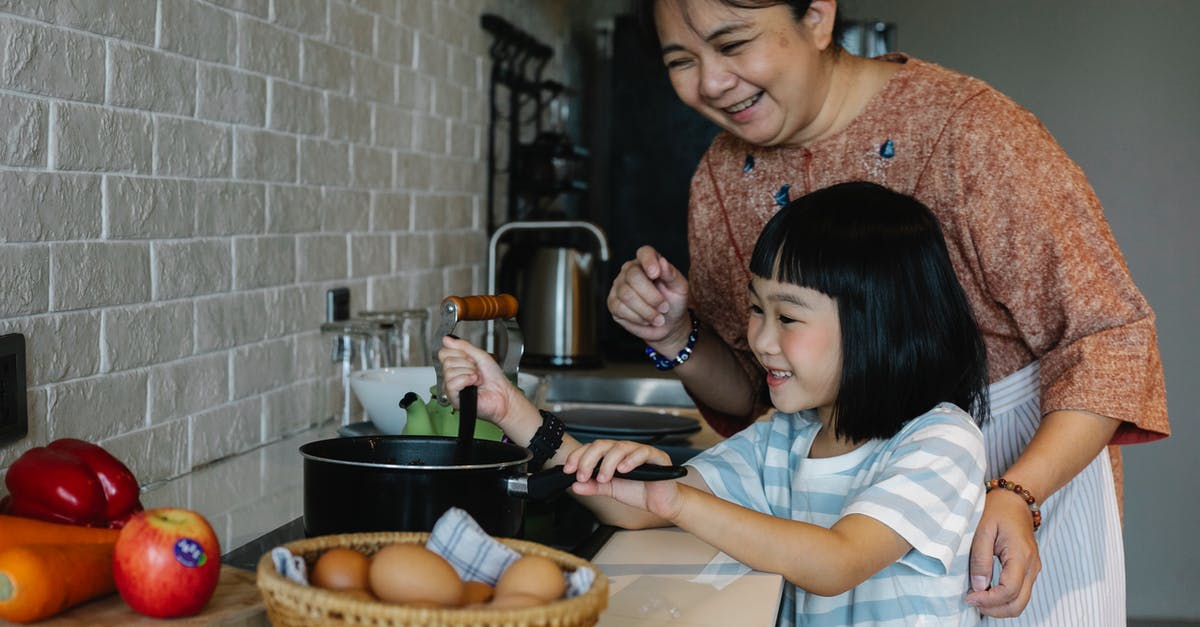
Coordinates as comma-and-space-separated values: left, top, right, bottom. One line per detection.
174, 537, 208, 568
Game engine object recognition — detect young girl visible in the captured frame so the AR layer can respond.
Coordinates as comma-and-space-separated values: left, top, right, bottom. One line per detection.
439, 181, 991, 626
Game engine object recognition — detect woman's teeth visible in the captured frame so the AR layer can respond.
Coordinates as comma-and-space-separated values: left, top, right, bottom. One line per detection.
726, 93, 761, 113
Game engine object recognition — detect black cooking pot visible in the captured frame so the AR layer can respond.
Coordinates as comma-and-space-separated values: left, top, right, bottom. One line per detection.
300, 435, 685, 537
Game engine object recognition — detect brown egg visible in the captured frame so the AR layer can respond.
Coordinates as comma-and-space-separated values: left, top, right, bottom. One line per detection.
461, 580, 495, 605
494, 555, 566, 602
340, 589, 378, 602
310, 547, 371, 591
368, 543, 464, 606
488, 592, 546, 609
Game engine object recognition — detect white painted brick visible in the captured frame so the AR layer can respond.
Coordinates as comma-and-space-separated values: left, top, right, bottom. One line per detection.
138, 474, 188, 510
156, 117, 233, 178
106, 176, 196, 238
0, 244, 48, 316
374, 105, 412, 149
263, 380, 325, 438
432, 79, 464, 121
0, 17, 105, 102
0, 172, 100, 242
411, 193, 446, 230
0, 92, 46, 167
447, 46, 478, 89
353, 0, 396, 21
351, 144, 392, 189
190, 398, 262, 468
352, 55, 395, 104
147, 352, 230, 424
372, 191, 411, 231
378, 21, 414, 68
101, 419, 189, 485
108, 42, 197, 115
198, 64, 267, 126
194, 291, 269, 352
413, 113, 447, 154
301, 39, 352, 92
0, 311, 101, 384
230, 337, 294, 399
395, 231, 432, 271
233, 235, 296, 289
47, 370, 147, 440
433, 156, 484, 193
263, 286, 311, 337
154, 239, 233, 300
327, 94, 372, 143
395, 152, 433, 191
267, 185, 322, 233
274, 0, 328, 37
398, 0, 434, 35
269, 80, 325, 135
210, 0, 269, 19
161, 0, 236, 65
233, 128, 296, 183
51, 242, 150, 310
433, 2, 471, 47
0, 0, 156, 43
295, 329, 328, 379
55, 104, 152, 173
196, 181, 267, 236
415, 32, 448, 79
330, 2, 375, 56
239, 16, 301, 82
322, 189, 371, 231
350, 233, 390, 277
372, 268, 440, 310
298, 138, 349, 186
296, 234, 348, 282
448, 119, 478, 159
103, 301, 194, 371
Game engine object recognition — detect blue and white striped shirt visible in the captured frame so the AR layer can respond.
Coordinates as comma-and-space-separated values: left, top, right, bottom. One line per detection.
686, 403, 986, 627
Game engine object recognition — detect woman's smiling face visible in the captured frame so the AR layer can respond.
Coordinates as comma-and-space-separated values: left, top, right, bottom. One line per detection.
655, 0, 836, 148
747, 276, 842, 419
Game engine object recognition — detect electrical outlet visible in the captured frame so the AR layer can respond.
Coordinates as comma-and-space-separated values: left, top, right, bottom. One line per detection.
0, 333, 29, 444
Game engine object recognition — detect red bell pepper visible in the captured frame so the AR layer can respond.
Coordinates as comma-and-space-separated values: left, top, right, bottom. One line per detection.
2, 438, 143, 529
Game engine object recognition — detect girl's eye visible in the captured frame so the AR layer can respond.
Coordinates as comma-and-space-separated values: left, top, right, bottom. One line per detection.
748, 303, 763, 315
778, 315, 797, 325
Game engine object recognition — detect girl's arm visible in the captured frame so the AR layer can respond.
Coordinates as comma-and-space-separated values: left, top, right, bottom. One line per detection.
671, 487, 912, 596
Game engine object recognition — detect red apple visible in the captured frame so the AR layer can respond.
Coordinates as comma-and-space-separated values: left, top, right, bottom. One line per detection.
113, 507, 222, 618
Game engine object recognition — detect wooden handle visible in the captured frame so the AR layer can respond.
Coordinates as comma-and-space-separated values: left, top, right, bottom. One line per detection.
443, 294, 519, 320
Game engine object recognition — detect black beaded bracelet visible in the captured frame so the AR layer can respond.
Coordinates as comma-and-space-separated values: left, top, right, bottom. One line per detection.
527, 410, 566, 471
644, 309, 699, 371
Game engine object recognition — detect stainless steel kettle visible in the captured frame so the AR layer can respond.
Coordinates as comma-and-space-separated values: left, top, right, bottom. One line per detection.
488, 221, 610, 368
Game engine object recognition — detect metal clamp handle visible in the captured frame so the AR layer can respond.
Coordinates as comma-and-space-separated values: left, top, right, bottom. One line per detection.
432, 294, 523, 406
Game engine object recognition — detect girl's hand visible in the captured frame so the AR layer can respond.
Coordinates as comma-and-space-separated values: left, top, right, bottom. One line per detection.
437, 336, 533, 432
607, 246, 691, 345
563, 439, 681, 520
965, 489, 1042, 617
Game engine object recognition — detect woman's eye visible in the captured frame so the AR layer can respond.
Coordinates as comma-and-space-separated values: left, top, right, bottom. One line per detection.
719, 40, 747, 54
664, 57, 693, 70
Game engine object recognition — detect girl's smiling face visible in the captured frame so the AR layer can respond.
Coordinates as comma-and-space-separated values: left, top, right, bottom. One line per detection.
747, 276, 842, 420
655, 0, 836, 148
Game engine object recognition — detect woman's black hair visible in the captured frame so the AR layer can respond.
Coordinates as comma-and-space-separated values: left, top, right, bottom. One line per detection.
748, 181, 990, 442
636, 0, 846, 56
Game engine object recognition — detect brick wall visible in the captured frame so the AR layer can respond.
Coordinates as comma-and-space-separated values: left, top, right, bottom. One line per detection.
0, 0, 569, 489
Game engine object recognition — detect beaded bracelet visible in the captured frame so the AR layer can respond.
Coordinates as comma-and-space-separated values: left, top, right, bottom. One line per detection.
527, 410, 566, 471
644, 309, 699, 371
985, 478, 1042, 531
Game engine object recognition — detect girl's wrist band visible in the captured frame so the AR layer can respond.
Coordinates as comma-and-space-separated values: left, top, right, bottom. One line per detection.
645, 309, 699, 371
985, 477, 1042, 531
527, 410, 565, 471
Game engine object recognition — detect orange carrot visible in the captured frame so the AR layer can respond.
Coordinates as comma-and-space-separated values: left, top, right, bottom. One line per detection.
0, 543, 117, 623
0, 514, 120, 553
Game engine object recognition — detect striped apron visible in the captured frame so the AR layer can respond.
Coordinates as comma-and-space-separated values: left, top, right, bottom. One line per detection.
980, 361, 1125, 626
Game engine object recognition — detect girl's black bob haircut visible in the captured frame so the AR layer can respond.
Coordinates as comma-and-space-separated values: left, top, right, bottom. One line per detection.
749, 181, 989, 442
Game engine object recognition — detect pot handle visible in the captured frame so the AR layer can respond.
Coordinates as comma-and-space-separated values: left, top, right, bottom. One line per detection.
508, 463, 688, 500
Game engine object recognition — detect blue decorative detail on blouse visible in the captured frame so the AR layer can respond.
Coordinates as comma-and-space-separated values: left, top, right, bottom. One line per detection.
774, 184, 791, 207
743, 154, 755, 172
880, 139, 895, 158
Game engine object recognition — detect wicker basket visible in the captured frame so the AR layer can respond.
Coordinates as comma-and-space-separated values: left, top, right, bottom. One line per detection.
255, 531, 608, 627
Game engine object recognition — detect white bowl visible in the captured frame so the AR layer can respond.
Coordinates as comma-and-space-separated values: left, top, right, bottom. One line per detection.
349, 367, 541, 435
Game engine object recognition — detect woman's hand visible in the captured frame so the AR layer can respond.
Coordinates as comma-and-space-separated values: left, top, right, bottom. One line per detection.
966, 489, 1043, 617
437, 336, 533, 432
563, 439, 682, 520
607, 246, 691, 346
